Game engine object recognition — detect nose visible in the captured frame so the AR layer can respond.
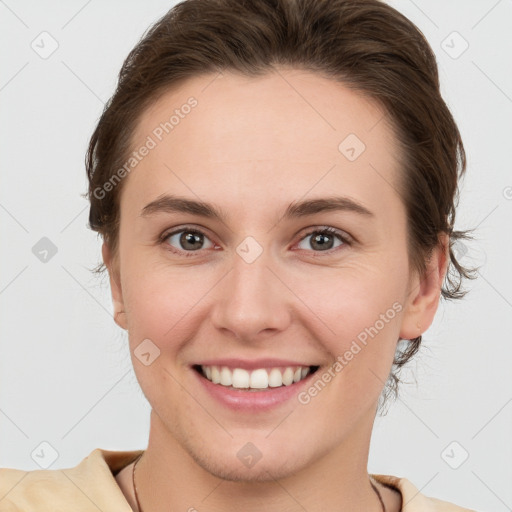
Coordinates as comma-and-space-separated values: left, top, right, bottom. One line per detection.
210, 249, 292, 342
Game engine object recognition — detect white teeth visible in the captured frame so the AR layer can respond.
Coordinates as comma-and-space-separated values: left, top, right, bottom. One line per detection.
200, 365, 314, 390
220, 366, 232, 386
232, 368, 250, 388
282, 367, 294, 386
268, 368, 283, 387
250, 368, 268, 389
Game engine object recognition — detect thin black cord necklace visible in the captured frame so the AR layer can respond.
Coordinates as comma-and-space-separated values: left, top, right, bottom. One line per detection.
131, 453, 386, 512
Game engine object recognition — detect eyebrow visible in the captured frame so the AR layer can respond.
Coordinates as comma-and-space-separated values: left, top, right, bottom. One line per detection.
140, 194, 374, 221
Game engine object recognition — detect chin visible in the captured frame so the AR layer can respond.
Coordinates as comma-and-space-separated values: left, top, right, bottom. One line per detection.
173, 426, 312, 483
188, 448, 304, 483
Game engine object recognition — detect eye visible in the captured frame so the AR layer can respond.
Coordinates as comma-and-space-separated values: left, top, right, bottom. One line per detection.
295, 227, 350, 253
159, 225, 351, 258
161, 226, 215, 255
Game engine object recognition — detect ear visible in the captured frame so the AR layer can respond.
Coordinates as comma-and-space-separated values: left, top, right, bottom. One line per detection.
102, 242, 127, 331
400, 234, 449, 340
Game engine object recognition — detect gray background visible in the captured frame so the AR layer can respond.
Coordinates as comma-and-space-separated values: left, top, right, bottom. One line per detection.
1, 1, 511, 510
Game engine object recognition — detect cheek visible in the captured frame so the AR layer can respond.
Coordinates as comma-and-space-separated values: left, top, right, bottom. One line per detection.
296, 274, 405, 422
292, 257, 407, 345
121, 259, 214, 353
122, 268, 203, 405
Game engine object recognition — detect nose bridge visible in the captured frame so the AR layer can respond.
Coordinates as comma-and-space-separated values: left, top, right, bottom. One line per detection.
211, 242, 291, 338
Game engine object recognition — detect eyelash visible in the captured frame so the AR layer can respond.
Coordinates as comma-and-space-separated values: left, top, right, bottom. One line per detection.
158, 225, 352, 258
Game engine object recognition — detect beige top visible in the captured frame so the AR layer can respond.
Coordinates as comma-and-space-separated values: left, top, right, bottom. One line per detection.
0, 448, 476, 511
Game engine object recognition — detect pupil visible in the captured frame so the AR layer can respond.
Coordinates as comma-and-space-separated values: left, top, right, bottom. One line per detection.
182, 232, 202, 250
313, 233, 333, 251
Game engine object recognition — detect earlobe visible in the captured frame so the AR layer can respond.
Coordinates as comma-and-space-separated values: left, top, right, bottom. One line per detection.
101, 242, 128, 331
399, 234, 449, 340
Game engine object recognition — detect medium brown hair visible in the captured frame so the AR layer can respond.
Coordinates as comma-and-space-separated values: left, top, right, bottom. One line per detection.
85, 0, 474, 413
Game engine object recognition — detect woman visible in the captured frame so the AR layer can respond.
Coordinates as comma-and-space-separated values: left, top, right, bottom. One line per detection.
0, 0, 477, 510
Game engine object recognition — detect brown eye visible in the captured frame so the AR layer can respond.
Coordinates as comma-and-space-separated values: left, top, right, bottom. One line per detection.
164, 228, 214, 253
296, 227, 349, 252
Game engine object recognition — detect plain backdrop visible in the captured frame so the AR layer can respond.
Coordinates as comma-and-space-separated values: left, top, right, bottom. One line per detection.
0, 1, 511, 510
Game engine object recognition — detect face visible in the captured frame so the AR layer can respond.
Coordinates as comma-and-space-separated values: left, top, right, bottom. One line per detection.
104, 69, 443, 481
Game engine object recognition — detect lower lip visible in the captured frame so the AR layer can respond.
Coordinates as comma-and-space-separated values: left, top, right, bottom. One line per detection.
193, 368, 318, 412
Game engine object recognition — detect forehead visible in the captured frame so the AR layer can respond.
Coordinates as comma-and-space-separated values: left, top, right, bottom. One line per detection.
125, 69, 403, 219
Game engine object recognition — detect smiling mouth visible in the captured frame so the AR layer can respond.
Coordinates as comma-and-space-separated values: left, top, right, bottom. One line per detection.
193, 364, 320, 391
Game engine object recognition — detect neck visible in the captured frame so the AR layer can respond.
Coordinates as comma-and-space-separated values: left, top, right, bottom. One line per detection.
134, 408, 384, 512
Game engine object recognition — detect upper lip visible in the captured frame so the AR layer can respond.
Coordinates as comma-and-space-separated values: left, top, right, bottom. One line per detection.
193, 358, 318, 370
